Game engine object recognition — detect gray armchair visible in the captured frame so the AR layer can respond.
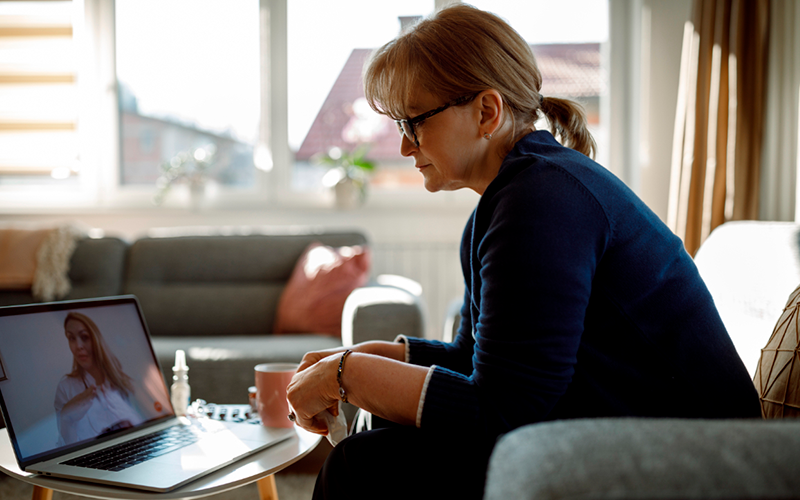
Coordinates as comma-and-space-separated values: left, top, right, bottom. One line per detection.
485, 418, 800, 500
483, 221, 800, 499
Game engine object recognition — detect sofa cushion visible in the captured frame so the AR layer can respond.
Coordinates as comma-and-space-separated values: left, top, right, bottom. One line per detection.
0, 228, 50, 289
273, 242, 371, 337
67, 237, 128, 299
124, 231, 368, 337
0, 236, 127, 307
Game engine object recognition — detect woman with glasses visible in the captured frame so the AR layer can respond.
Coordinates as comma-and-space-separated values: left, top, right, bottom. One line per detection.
287, 4, 760, 499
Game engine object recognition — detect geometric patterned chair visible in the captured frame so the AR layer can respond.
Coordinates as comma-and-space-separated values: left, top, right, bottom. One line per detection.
753, 282, 800, 418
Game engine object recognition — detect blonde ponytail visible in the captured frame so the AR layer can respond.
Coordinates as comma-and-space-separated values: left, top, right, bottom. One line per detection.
539, 96, 597, 160
364, 4, 597, 160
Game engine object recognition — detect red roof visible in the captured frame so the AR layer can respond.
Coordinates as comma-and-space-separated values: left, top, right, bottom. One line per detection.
296, 43, 601, 162
533, 43, 603, 98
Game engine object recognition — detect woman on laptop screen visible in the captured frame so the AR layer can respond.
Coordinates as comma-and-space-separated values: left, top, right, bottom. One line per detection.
54, 312, 144, 446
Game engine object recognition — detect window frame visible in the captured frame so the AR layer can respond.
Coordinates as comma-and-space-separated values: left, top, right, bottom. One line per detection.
0, 0, 621, 212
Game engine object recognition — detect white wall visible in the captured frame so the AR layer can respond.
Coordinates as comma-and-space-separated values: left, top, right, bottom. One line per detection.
609, 0, 691, 222
639, 0, 692, 222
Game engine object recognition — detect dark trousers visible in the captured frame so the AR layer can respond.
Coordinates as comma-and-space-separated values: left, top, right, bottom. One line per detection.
312, 421, 494, 500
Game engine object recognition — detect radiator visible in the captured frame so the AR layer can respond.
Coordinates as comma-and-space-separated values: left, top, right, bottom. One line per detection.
371, 242, 463, 340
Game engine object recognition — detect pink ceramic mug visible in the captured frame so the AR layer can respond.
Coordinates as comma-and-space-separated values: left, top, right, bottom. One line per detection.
255, 363, 298, 428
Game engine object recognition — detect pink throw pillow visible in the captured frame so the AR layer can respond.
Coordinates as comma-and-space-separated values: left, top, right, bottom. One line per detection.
273, 243, 371, 337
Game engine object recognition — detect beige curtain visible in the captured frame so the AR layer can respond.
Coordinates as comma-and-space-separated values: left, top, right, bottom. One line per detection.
760, 0, 800, 221
668, 0, 770, 256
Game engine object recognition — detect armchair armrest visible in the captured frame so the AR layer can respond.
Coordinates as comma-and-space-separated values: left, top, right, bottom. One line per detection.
485, 418, 800, 500
341, 275, 424, 346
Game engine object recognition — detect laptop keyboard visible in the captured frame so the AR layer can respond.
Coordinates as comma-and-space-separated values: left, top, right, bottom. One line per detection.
61, 425, 200, 472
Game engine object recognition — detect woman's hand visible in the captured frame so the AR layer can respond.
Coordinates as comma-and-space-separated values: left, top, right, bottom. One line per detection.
61, 385, 97, 421
297, 347, 349, 373
286, 353, 340, 434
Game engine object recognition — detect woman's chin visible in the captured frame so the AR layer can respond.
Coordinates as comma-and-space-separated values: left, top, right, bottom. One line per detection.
421, 177, 443, 193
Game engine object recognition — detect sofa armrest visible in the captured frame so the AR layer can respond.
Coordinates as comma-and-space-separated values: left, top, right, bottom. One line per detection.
341, 279, 424, 346
485, 418, 800, 500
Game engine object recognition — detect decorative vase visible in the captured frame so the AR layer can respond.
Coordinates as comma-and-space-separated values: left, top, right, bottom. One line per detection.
189, 179, 207, 211
334, 177, 364, 209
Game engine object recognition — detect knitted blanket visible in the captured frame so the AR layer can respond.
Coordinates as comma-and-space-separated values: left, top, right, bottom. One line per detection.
0, 224, 84, 301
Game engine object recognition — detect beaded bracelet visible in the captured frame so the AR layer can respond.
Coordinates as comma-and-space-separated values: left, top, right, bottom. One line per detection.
337, 349, 353, 403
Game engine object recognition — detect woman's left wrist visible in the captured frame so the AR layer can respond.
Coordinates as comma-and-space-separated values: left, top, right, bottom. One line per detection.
336, 350, 353, 403
325, 352, 345, 402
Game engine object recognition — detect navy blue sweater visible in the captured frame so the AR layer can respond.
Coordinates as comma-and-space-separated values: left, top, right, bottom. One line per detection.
405, 131, 761, 439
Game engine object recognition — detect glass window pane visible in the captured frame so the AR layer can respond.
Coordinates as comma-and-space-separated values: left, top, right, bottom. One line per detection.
288, 0, 434, 192
0, 130, 78, 182
0, 37, 75, 75
470, 0, 609, 166
0, 1, 79, 184
115, 0, 260, 187
288, 0, 609, 193
0, 83, 76, 122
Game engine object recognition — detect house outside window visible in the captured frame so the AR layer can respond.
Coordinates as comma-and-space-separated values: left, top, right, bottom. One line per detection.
288, 0, 609, 195
287, 1, 433, 194
115, 0, 260, 190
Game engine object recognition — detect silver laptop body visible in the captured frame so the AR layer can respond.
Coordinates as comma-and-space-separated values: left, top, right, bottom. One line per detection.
0, 296, 294, 492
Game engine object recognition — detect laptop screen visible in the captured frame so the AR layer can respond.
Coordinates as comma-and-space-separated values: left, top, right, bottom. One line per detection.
0, 296, 174, 466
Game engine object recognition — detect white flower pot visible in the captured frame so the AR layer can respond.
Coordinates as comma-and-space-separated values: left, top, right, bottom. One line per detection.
334, 177, 363, 209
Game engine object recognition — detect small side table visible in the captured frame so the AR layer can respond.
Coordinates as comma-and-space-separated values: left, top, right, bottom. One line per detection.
0, 423, 321, 500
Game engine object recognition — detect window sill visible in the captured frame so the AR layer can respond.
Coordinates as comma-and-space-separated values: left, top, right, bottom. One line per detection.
0, 182, 480, 214
0, 194, 476, 244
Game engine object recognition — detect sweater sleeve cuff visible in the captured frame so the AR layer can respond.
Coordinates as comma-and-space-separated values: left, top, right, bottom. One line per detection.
394, 334, 411, 363
394, 335, 451, 367
419, 365, 480, 430
416, 365, 436, 428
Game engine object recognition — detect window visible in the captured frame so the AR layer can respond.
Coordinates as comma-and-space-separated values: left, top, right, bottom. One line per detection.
287, 0, 434, 194
0, 1, 81, 189
0, 0, 614, 209
285, 0, 609, 197
115, 0, 260, 189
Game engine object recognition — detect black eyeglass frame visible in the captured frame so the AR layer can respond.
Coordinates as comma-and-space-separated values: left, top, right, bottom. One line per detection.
394, 94, 478, 147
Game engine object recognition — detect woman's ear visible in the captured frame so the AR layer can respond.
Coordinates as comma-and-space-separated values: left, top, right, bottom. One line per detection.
477, 89, 504, 137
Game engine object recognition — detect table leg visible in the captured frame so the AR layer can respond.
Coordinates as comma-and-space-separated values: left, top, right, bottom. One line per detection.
31, 486, 53, 500
256, 475, 279, 500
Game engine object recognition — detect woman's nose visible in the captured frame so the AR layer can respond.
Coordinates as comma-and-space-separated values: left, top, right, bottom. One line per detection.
399, 134, 418, 157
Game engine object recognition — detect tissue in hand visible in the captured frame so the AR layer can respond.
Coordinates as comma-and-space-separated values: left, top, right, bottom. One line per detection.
322, 401, 349, 446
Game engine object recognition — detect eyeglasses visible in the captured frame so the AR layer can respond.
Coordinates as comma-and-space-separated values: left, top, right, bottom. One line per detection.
394, 94, 477, 147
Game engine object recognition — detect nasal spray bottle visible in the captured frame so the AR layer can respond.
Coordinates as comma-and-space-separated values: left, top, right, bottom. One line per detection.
170, 350, 190, 416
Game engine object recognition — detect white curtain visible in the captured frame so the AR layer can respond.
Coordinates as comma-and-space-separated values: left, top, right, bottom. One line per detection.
760, 0, 800, 221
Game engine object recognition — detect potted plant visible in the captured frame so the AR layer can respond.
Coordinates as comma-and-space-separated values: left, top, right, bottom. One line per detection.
315, 144, 375, 209
153, 144, 217, 209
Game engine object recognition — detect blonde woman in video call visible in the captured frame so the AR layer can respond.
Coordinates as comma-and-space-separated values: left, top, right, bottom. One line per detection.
55, 312, 144, 446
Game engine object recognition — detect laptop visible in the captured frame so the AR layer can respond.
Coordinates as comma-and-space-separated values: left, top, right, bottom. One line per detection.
0, 295, 294, 492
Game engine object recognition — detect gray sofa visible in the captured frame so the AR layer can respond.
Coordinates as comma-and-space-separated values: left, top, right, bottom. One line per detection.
0, 228, 423, 407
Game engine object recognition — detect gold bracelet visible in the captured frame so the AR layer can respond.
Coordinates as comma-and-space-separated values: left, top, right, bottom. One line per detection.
337, 349, 353, 403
